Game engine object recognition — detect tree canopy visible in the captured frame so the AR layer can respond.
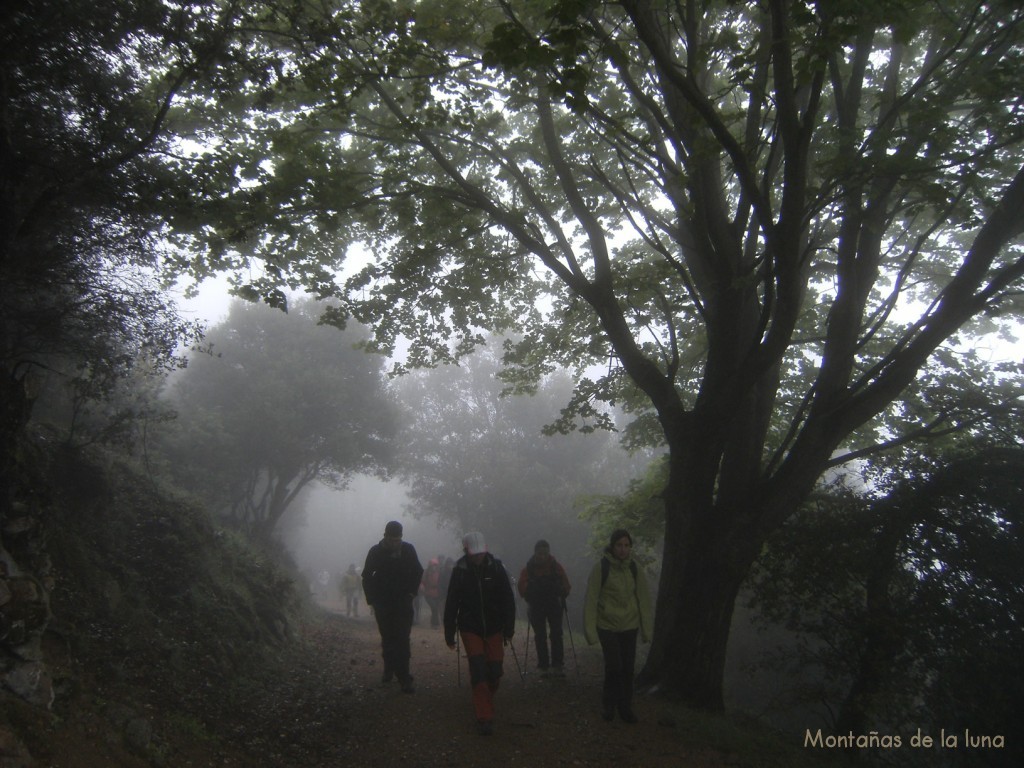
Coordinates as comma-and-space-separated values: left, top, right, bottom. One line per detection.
160, 299, 398, 541
160, 0, 1024, 707
393, 336, 645, 568
0, 0, 271, 460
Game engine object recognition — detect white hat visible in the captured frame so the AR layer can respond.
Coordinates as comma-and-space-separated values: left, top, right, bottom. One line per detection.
463, 531, 487, 555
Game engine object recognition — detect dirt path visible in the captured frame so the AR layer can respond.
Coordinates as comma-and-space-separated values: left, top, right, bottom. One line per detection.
250, 600, 731, 768
28, 596, 737, 768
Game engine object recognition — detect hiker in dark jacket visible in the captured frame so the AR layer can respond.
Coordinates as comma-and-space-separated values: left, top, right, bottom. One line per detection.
517, 539, 571, 674
363, 520, 424, 693
583, 528, 653, 723
444, 532, 516, 735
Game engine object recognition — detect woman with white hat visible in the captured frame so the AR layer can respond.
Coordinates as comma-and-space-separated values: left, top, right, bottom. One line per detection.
443, 531, 516, 735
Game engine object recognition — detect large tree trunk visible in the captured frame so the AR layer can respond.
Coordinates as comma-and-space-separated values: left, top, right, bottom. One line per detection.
642, 478, 767, 710
646, 552, 747, 709
638, 351, 809, 709
251, 464, 319, 544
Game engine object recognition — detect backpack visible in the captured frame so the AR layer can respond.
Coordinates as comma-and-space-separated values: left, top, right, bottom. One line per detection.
526, 558, 563, 601
600, 557, 638, 588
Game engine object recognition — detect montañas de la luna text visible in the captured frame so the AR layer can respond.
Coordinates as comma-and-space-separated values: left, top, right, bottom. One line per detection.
804, 729, 1005, 750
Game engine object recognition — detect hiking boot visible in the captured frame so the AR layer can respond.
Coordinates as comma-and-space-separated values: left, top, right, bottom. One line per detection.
618, 707, 638, 724
478, 721, 494, 736
400, 676, 416, 694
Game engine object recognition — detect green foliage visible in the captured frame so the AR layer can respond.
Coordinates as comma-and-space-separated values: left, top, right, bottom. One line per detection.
749, 445, 1024, 765
578, 454, 667, 564
135, 0, 1024, 705
484, 0, 601, 110
0, 0, 270, 459
167, 0, 1024, 463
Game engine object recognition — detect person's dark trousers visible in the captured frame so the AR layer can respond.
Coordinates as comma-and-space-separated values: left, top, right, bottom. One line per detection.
426, 596, 441, 628
373, 599, 414, 684
528, 601, 564, 668
597, 627, 638, 720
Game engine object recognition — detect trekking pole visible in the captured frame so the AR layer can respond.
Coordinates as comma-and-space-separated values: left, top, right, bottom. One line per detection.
563, 599, 580, 679
523, 612, 531, 674
456, 634, 461, 688
507, 637, 526, 682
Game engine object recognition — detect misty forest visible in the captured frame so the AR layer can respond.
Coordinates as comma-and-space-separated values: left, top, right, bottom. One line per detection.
2, 0, 1023, 766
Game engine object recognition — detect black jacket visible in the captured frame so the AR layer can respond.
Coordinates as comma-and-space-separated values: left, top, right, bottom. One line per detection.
362, 541, 424, 607
443, 553, 516, 645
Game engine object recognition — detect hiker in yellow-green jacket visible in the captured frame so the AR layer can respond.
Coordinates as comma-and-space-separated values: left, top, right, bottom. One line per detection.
583, 529, 653, 723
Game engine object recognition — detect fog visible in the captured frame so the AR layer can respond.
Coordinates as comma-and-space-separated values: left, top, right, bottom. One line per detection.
280, 473, 603, 628
281, 472, 599, 571
281, 475, 463, 581
268, 474, 830, 733
174, 282, 614, 605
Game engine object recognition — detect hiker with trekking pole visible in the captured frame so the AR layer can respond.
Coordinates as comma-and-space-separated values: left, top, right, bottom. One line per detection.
583, 528, 653, 724
517, 539, 572, 677
444, 531, 517, 736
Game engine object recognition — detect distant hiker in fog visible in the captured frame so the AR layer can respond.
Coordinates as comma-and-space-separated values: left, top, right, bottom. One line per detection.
362, 521, 424, 694
518, 540, 571, 675
340, 563, 361, 617
422, 558, 443, 628
583, 529, 653, 724
444, 532, 516, 736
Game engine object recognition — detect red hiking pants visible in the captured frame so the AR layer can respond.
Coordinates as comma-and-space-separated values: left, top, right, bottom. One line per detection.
460, 631, 505, 723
